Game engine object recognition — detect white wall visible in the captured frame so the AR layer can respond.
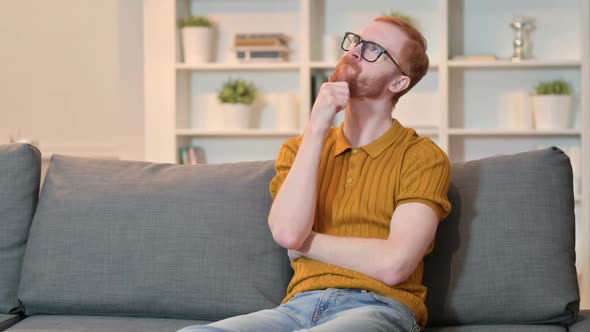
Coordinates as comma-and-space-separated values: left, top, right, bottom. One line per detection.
0, 0, 144, 162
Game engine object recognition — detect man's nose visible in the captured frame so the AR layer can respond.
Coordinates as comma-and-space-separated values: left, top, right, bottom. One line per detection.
348, 43, 362, 61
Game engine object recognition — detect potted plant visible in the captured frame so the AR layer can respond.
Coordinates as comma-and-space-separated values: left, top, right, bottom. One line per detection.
531, 80, 572, 130
180, 15, 215, 63
383, 11, 417, 26
218, 79, 257, 129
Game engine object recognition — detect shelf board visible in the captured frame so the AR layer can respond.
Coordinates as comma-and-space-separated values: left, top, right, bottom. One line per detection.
448, 129, 582, 136
310, 62, 439, 70
176, 129, 302, 137
447, 59, 581, 69
175, 62, 300, 71
415, 129, 439, 136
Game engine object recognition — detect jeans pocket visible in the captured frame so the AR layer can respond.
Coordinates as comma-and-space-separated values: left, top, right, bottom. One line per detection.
369, 293, 419, 332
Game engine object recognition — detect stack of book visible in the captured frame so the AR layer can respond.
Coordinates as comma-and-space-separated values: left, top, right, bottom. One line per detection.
233, 33, 290, 63
179, 146, 206, 165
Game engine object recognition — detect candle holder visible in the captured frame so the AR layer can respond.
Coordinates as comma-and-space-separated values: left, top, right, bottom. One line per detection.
510, 16, 535, 62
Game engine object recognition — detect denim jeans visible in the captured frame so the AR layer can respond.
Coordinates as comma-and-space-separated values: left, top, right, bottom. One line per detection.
176, 288, 420, 332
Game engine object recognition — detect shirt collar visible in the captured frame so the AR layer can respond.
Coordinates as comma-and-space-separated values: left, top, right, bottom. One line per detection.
333, 119, 405, 158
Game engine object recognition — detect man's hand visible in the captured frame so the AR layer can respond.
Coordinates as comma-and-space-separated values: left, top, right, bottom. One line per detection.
308, 82, 350, 134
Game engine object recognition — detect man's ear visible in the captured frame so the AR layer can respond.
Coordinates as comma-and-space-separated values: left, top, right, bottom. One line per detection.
388, 76, 410, 94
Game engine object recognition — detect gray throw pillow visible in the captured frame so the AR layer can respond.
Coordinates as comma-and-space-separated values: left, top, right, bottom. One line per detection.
424, 147, 579, 326
0, 143, 41, 314
18, 155, 291, 321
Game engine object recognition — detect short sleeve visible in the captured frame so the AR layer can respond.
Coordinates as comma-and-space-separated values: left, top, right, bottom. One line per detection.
396, 140, 452, 221
269, 136, 302, 200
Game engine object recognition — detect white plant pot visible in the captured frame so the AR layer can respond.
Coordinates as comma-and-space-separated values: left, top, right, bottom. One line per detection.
275, 93, 299, 130
531, 95, 572, 130
221, 103, 251, 129
181, 27, 214, 63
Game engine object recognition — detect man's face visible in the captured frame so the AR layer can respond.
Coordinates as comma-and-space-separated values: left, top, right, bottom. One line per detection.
330, 21, 408, 99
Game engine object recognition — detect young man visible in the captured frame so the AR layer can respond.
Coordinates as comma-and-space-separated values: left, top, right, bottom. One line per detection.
178, 16, 451, 332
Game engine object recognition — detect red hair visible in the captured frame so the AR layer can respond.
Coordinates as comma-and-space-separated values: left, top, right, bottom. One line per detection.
374, 16, 429, 104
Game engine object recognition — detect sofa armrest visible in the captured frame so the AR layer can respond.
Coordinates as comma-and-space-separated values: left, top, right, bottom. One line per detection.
0, 314, 23, 331
569, 310, 590, 332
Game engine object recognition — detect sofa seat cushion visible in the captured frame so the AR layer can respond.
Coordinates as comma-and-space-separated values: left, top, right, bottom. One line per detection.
423, 148, 579, 326
4, 315, 208, 332
0, 314, 23, 331
569, 310, 590, 332
18, 156, 291, 321
0, 144, 41, 314
425, 325, 565, 332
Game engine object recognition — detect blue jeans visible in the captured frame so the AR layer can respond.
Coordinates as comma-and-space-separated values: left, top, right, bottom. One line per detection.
176, 288, 420, 332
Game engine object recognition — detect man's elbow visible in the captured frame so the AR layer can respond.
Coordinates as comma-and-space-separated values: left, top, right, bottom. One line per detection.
268, 222, 306, 250
379, 259, 415, 286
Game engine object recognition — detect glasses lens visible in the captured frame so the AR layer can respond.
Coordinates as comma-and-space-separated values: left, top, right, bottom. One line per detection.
362, 42, 382, 62
342, 33, 359, 51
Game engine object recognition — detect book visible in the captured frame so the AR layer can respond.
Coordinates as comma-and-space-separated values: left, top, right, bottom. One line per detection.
178, 146, 207, 165
234, 46, 290, 63
451, 54, 497, 61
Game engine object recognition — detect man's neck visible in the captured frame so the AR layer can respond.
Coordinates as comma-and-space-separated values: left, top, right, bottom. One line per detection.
342, 97, 394, 147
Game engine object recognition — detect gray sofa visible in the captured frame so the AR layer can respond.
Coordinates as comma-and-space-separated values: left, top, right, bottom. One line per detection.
0, 142, 588, 332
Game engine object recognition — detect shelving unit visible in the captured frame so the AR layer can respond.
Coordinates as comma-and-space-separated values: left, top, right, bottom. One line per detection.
144, 0, 589, 308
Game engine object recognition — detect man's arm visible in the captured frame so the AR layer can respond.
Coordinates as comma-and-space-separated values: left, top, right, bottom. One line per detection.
292, 202, 438, 286
268, 82, 350, 250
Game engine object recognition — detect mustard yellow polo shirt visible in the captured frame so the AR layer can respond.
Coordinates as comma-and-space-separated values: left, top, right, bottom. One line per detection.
269, 119, 452, 329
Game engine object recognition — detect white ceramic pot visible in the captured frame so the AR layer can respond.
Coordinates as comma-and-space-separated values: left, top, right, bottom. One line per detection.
181, 27, 214, 63
275, 93, 299, 130
498, 92, 533, 129
221, 103, 251, 129
531, 95, 572, 130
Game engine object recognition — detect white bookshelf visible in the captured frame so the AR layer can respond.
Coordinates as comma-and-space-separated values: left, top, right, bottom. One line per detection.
175, 128, 301, 137
144, 0, 590, 308
175, 63, 301, 71
448, 59, 581, 68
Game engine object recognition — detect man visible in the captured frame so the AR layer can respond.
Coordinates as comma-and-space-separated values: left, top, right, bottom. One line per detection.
178, 16, 451, 332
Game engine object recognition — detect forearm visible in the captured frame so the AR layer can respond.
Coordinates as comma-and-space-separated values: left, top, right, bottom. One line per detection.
299, 232, 412, 286
268, 126, 327, 249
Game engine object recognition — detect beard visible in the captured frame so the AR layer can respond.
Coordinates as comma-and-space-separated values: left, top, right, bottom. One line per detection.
329, 56, 390, 99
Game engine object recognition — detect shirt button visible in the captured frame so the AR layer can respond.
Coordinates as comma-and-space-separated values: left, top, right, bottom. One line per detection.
346, 177, 353, 184
352, 149, 359, 155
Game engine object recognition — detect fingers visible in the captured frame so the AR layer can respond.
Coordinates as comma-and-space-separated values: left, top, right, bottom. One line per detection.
319, 82, 349, 108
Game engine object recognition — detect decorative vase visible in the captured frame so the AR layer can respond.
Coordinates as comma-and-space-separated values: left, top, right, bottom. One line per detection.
498, 92, 533, 129
531, 95, 572, 130
181, 27, 214, 63
275, 93, 299, 131
221, 103, 251, 129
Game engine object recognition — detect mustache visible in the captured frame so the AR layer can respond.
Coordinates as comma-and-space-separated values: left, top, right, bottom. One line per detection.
329, 55, 360, 82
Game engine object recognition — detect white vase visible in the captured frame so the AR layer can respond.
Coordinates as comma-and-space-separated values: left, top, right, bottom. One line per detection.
221, 103, 251, 129
275, 93, 299, 130
498, 92, 533, 129
181, 27, 214, 63
531, 95, 572, 130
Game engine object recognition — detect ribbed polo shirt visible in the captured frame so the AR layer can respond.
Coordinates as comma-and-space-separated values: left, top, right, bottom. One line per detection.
269, 119, 452, 329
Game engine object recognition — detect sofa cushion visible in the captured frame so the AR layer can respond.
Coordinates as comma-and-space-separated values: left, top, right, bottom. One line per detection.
424, 147, 578, 326
0, 144, 41, 314
18, 156, 291, 321
0, 314, 24, 331
568, 310, 590, 332
4, 315, 208, 332
425, 325, 565, 332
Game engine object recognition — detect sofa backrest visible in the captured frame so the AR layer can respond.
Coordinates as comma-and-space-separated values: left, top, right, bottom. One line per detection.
424, 147, 579, 326
0, 144, 41, 314
18, 155, 291, 321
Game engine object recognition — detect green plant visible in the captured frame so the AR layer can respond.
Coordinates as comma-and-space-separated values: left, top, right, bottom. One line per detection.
218, 79, 257, 104
534, 80, 571, 95
382, 11, 416, 26
179, 15, 213, 28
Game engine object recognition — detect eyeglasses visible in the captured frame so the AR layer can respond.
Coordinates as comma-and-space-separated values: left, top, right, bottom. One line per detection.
340, 32, 407, 76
